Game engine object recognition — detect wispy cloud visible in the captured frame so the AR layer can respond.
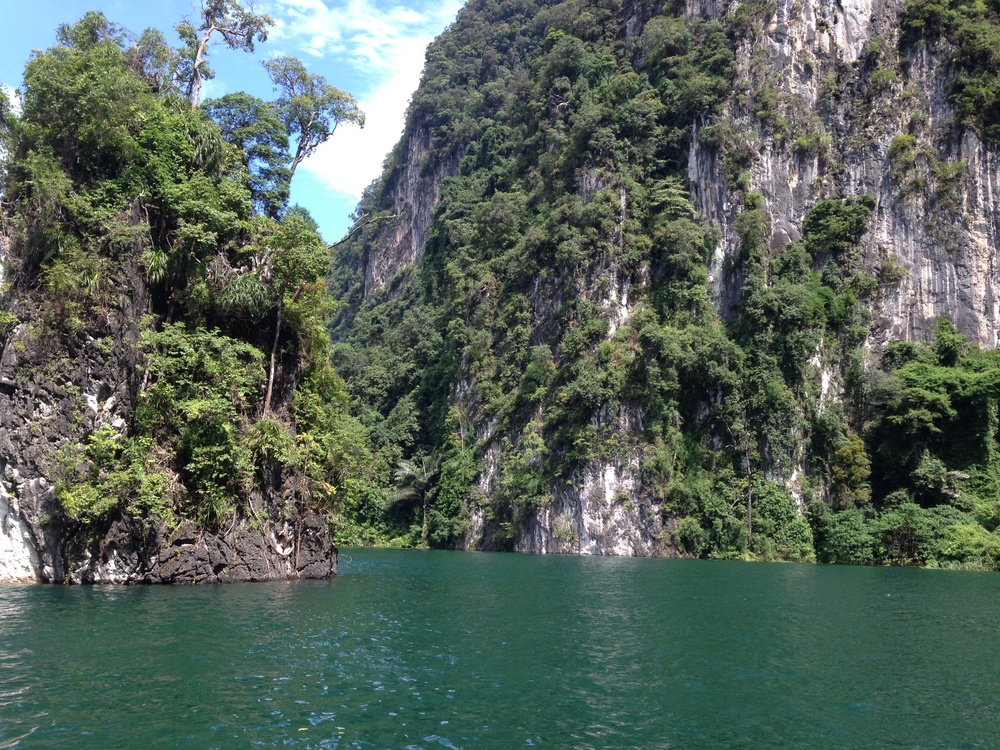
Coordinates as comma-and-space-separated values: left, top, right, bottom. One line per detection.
265, 0, 463, 203
268, 0, 445, 67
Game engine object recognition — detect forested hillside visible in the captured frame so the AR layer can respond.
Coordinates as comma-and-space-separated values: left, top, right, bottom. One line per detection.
330, 0, 1000, 568
2, 0, 999, 576
0, 8, 367, 582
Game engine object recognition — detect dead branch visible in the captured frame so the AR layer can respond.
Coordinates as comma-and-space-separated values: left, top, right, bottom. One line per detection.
329, 212, 398, 248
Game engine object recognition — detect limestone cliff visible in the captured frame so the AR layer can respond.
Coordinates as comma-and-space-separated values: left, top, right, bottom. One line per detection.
331, 0, 1000, 562
689, 0, 1000, 345
0, 278, 337, 584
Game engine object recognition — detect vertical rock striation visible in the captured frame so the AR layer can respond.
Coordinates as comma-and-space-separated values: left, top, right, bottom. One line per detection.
689, 0, 1000, 345
336, 0, 999, 557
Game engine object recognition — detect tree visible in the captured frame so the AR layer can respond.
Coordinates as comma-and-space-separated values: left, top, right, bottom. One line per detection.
830, 434, 872, 509
56, 10, 128, 50
177, 0, 272, 109
722, 415, 757, 549
0, 85, 11, 145
263, 56, 364, 178
18, 17, 152, 183
2, 10, 367, 546
392, 453, 442, 548
255, 211, 330, 414
125, 28, 176, 92
204, 92, 291, 217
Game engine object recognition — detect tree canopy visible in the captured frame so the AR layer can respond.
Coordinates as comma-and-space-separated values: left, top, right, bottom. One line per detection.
264, 55, 365, 177
204, 92, 292, 217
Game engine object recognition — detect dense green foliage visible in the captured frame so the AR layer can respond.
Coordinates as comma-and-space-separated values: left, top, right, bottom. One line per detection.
901, 0, 1000, 142
204, 92, 292, 217
1, 11, 367, 532
5, 2, 998, 568
327, 0, 1000, 568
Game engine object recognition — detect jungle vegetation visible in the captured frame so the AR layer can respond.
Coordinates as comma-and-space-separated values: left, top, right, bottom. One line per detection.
0, 6, 369, 532
327, 0, 1000, 569
4, 0, 1000, 570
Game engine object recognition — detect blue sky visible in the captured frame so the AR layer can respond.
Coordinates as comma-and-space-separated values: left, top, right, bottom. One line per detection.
0, 0, 463, 242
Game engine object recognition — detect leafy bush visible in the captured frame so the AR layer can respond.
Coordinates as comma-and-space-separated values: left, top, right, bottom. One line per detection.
136, 324, 263, 525
56, 428, 169, 524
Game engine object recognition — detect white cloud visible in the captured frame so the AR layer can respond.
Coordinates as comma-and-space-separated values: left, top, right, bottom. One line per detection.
294, 40, 423, 200
265, 0, 463, 202
269, 0, 450, 69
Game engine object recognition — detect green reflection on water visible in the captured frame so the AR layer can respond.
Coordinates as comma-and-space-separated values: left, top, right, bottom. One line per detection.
1, 551, 999, 748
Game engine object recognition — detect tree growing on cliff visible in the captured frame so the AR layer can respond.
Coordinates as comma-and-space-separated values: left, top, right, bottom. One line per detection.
0, 86, 11, 170
248, 210, 332, 415
263, 55, 365, 179
177, 0, 272, 108
204, 92, 292, 217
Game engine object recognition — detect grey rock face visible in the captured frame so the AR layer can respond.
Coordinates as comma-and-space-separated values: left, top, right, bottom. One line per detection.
0, 276, 337, 584
65, 510, 335, 585
689, 0, 1000, 345
515, 463, 667, 556
364, 125, 464, 296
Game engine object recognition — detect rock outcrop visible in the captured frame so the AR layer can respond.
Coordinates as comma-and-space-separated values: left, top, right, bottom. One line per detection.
327, 0, 1000, 558
0, 10, 345, 582
0, 282, 337, 584
60, 510, 334, 585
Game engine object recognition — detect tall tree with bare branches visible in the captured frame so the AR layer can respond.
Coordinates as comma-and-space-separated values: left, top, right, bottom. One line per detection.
177, 0, 272, 109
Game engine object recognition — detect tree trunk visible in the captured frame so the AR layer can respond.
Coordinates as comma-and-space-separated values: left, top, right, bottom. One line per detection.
745, 456, 754, 550
421, 499, 429, 549
263, 298, 282, 415
190, 28, 213, 109
289, 114, 318, 178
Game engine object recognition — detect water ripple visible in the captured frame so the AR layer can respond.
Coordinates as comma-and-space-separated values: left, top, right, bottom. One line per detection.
0, 553, 999, 748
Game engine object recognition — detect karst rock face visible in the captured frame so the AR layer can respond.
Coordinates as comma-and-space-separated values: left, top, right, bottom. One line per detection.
684, 0, 1000, 346
0, 283, 337, 583
332, 0, 999, 556
361, 0, 1000, 347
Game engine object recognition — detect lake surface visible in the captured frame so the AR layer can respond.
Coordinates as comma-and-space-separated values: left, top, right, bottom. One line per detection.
1, 550, 999, 749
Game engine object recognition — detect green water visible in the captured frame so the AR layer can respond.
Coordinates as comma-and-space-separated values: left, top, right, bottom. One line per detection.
1, 551, 999, 748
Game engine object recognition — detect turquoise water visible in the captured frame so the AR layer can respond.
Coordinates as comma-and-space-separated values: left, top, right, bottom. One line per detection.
1, 550, 999, 748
